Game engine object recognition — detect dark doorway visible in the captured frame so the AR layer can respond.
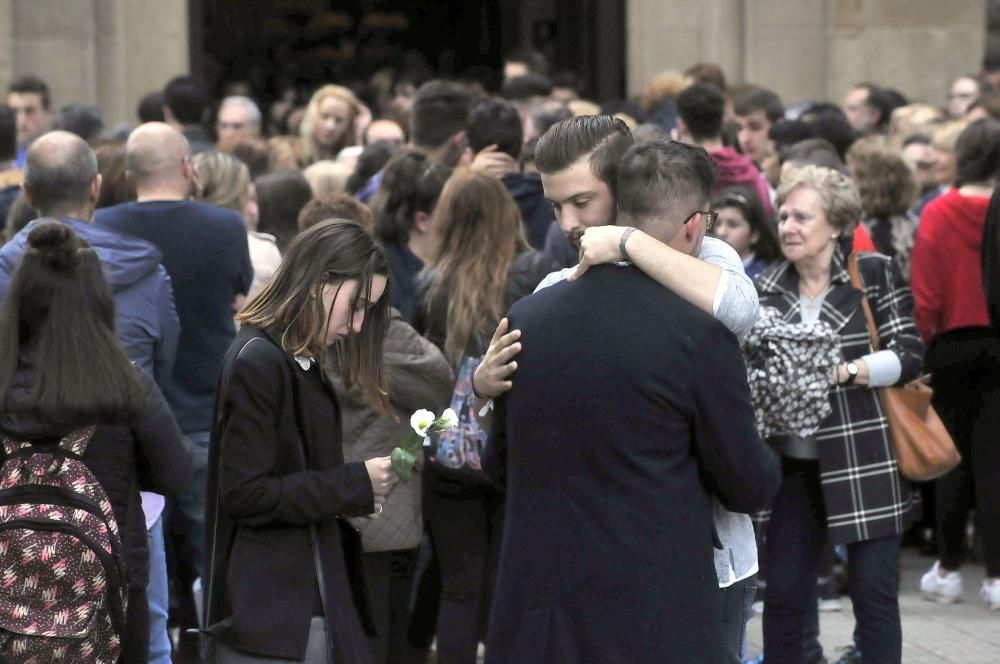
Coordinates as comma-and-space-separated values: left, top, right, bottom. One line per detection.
190, 0, 624, 108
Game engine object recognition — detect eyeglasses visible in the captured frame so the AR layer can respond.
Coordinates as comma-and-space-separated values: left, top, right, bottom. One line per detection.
685, 210, 718, 230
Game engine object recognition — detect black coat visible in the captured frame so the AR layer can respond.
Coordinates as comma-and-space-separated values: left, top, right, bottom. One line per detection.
0, 366, 192, 588
204, 326, 376, 662
484, 265, 780, 664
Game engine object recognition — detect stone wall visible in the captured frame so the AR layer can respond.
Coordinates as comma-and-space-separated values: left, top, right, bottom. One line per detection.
628, 0, 986, 105
0, 0, 188, 127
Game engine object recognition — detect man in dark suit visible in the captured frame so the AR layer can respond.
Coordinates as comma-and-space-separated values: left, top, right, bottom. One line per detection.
484, 141, 780, 663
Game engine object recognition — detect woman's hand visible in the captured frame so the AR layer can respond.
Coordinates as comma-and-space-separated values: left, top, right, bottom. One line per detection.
570, 226, 633, 281
365, 456, 399, 499
473, 318, 521, 399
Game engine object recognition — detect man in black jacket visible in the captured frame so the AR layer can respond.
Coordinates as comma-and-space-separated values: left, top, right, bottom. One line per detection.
466, 96, 555, 250
484, 140, 780, 663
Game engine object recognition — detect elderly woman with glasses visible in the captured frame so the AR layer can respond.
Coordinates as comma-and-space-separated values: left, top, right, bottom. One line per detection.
753, 165, 924, 664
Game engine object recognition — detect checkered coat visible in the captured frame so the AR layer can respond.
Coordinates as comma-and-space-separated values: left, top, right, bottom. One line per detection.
755, 249, 924, 545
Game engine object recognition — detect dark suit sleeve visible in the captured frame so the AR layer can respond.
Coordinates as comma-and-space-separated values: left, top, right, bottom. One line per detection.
132, 370, 193, 496
220, 349, 374, 526
689, 323, 780, 513
483, 392, 508, 489
232, 216, 254, 296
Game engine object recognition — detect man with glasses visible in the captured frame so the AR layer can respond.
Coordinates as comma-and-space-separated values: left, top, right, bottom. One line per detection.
475, 116, 766, 662
482, 137, 779, 663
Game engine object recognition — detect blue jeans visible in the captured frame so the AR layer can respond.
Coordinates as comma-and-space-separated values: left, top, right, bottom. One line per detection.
763, 457, 902, 664
175, 430, 211, 577
147, 515, 172, 664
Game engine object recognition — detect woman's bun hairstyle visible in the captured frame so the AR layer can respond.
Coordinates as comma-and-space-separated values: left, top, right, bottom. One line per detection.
26, 220, 82, 272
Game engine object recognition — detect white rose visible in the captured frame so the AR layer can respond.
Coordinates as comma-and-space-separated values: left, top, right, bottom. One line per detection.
410, 409, 436, 437
439, 408, 459, 429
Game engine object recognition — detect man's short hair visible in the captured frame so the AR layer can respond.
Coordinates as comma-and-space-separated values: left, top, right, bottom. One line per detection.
781, 138, 847, 173
677, 83, 725, 142
23, 137, 98, 213
955, 119, 1000, 186
852, 82, 904, 131
769, 120, 819, 152
501, 75, 553, 102
54, 104, 104, 142
410, 80, 473, 150
0, 106, 16, 161
734, 88, 785, 123
219, 96, 262, 128
467, 97, 524, 159
534, 115, 633, 194
684, 62, 727, 91
163, 75, 208, 125
298, 194, 374, 234
137, 91, 165, 123
7, 75, 50, 109
616, 140, 718, 229
799, 102, 856, 159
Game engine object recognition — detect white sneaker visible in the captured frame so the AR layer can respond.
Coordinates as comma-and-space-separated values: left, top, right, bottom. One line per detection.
981, 580, 1000, 611
920, 561, 963, 604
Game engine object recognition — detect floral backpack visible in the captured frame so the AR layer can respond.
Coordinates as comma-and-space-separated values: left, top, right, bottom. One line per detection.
0, 427, 129, 663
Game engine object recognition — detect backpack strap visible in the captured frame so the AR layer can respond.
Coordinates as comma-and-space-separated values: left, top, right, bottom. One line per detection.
1, 436, 31, 457
58, 426, 97, 457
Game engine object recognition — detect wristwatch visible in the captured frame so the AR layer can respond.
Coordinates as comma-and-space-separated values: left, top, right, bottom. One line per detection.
844, 362, 859, 385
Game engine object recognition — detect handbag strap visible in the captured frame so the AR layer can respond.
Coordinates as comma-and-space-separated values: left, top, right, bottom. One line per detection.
847, 253, 881, 352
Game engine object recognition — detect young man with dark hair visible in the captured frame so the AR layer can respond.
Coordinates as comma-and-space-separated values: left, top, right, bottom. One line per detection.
357, 80, 513, 204
0, 105, 21, 226
163, 75, 212, 154
734, 87, 785, 165
482, 137, 779, 663
676, 83, 774, 216
467, 96, 554, 249
476, 118, 766, 663
6, 75, 52, 168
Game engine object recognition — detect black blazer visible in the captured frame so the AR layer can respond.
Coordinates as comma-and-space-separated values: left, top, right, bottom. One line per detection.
204, 326, 376, 662
484, 265, 779, 664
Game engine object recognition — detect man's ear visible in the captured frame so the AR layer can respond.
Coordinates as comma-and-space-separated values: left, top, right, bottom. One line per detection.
90, 173, 102, 203
413, 210, 430, 234
20, 182, 35, 210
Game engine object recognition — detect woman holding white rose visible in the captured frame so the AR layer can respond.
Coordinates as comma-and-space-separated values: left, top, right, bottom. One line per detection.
204, 221, 398, 663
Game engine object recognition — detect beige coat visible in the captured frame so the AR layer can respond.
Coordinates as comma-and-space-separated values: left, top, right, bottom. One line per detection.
332, 310, 454, 552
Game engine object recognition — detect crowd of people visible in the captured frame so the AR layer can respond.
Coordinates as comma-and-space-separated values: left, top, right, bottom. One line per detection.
0, 45, 998, 664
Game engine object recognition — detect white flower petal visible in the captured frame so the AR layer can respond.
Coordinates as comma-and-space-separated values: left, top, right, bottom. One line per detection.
410, 409, 435, 436
440, 408, 459, 429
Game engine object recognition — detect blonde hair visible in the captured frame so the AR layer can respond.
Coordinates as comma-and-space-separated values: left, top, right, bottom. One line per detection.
268, 135, 307, 170
889, 103, 945, 143
777, 165, 862, 236
932, 119, 971, 152
641, 71, 687, 114
192, 151, 250, 213
300, 85, 362, 164
303, 159, 353, 198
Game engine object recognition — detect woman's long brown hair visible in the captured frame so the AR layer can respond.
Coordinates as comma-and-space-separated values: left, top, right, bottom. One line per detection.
239, 220, 391, 414
424, 171, 529, 363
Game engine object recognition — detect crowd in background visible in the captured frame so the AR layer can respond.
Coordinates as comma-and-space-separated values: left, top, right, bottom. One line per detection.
0, 44, 999, 664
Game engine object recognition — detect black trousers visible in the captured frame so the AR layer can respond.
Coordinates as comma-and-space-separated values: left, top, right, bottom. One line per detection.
363, 549, 418, 664
122, 586, 150, 664
927, 329, 1000, 578
763, 457, 902, 664
422, 480, 502, 664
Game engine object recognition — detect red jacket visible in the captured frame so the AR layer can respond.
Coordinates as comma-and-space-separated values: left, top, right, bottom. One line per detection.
911, 188, 992, 343
709, 148, 774, 217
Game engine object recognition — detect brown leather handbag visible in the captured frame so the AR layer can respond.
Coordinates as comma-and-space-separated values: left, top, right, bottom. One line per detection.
848, 255, 961, 481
